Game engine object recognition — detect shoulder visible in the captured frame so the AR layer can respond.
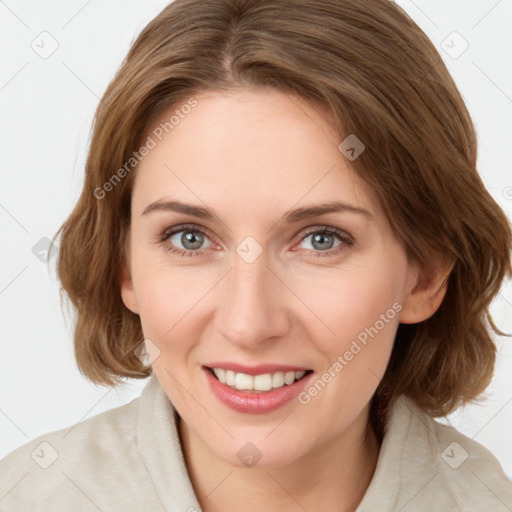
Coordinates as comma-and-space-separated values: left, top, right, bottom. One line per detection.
359, 395, 512, 511
0, 390, 162, 510
422, 403, 512, 506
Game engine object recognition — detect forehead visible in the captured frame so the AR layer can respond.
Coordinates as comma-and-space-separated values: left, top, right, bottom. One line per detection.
132, 87, 377, 221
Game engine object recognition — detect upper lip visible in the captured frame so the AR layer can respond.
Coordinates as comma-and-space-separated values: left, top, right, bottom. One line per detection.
204, 362, 312, 375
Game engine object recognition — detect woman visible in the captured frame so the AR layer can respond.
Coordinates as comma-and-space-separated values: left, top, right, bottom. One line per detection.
1, 0, 511, 510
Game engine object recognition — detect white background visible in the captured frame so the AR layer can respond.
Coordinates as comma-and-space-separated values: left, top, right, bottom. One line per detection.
1, 0, 511, 479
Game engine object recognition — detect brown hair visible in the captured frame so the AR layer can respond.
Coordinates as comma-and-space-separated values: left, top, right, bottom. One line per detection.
53, 0, 511, 441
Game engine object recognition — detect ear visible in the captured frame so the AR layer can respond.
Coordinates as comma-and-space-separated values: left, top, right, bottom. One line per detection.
119, 232, 139, 315
119, 260, 139, 315
399, 259, 453, 324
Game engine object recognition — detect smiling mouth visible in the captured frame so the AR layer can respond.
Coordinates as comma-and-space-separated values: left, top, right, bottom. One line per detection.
206, 367, 314, 393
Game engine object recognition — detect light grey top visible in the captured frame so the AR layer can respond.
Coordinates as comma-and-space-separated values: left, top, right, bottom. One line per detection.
1, 373, 511, 511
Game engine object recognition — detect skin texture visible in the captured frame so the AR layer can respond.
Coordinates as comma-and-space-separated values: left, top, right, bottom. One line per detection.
120, 87, 448, 512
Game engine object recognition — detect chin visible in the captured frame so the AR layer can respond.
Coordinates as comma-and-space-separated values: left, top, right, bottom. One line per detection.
209, 431, 309, 469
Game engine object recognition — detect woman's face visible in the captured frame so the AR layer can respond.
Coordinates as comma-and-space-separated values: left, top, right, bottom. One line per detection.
121, 87, 420, 468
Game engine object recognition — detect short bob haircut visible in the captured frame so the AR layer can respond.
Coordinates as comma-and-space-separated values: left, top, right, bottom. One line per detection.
54, 0, 511, 441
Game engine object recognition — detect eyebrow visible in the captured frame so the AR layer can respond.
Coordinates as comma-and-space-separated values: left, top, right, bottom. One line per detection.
141, 199, 373, 223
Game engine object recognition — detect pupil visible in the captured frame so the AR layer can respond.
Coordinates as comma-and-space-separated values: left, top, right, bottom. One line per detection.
312, 233, 333, 250
182, 231, 203, 250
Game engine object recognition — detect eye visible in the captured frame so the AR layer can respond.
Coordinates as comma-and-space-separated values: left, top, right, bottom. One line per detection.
295, 226, 353, 257
159, 224, 214, 257
158, 224, 354, 259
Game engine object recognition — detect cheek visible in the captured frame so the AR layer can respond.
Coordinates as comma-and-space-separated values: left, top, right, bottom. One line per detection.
130, 252, 217, 351
128, 228, 240, 373
290, 250, 407, 358
292, 263, 405, 405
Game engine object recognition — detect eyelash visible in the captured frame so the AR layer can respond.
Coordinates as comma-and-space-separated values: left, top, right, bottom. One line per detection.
157, 223, 354, 259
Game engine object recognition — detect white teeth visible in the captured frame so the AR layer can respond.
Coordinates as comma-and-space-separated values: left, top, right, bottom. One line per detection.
214, 368, 226, 384
226, 370, 236, 386
295, 370, 306, 380
272, 371, 285, 388
284, 371, 295, 385
212, 368, 308, 392
235, 373, 253, 390
253, 374, 273, 391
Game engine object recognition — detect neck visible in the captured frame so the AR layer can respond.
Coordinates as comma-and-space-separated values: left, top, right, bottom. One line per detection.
178, 404, 381, 512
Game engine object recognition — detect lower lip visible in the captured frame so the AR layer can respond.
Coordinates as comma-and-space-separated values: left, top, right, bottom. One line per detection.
204, 367, 314, 414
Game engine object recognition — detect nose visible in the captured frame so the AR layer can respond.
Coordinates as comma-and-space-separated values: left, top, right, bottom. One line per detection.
215, 250, 290, 349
